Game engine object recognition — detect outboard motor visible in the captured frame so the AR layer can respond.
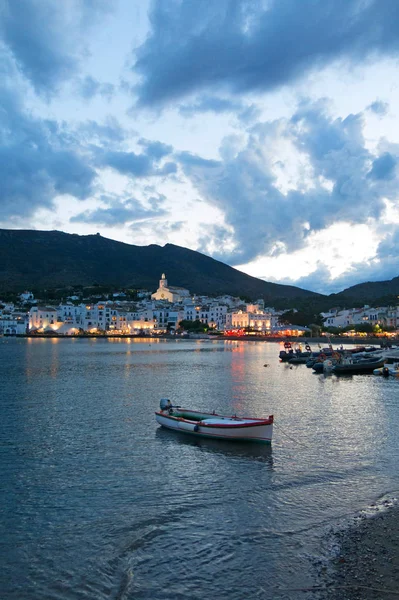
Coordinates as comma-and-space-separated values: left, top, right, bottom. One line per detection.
160, 398, 172, 411
382, 367, 390, 378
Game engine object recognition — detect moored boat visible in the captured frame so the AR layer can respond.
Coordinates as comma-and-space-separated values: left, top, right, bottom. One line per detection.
155, 399, 273, 443
312, 351, 342, 372
332, 355, 385, 375
288, 355, 310, 364
373, 362, 399, 377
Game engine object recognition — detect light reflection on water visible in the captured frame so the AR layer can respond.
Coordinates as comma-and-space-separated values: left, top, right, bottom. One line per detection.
1, 338, 399, 599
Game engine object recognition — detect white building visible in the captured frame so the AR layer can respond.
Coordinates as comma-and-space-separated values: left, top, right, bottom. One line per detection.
225, 309, 271, 333
153, 307, 185, 331
380, 306, 399, 329
0, 313, 28, 335
19, 291, 34, 303
29, 306, 60, 332
322, 306, 390, 329
322, 309, 353, 328
0, 302, 15, 313
182, 302, 227, 330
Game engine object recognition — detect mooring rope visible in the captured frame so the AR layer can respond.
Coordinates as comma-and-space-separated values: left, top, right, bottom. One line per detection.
273, 422, 311, 449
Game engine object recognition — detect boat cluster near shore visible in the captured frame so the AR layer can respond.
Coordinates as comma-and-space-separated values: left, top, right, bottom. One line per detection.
154, 339, 399, 447
279, 341, 399, 376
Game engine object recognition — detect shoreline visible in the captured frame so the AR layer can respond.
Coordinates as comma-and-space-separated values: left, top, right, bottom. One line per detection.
1, 333, 393, 346
320, 500, 399, 599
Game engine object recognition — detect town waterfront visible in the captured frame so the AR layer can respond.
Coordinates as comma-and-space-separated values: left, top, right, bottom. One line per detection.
2, 337, 399, 599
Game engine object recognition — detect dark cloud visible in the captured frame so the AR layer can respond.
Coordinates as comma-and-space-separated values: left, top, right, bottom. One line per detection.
0, 0, 113, 94
93, 136, 175, 178
97, 147, 176, 178
0, 77, 96, 220
99, 151, 153, 176
368, 152, 397, 180
137, 138, 173, 159
178, 152, 220, 169
367, 100, 389, 116
71, 197, 168, 226
177, 100, 399, 266
374, 225, 399, 262
158, 162, 177, 175
133, 0, 399, 107
0, 41, 176, 222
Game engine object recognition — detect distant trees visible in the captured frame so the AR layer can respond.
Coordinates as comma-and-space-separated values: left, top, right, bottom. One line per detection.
323, 322, 395, 335
280, 309, 324, 328
178, 319, 208, 333
308, 323, 322, 337
353, 323, 374, 334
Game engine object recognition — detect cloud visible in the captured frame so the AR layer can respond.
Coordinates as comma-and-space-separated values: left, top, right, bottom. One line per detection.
267, 263, 337, 295
271, 250, 399, 295
129, 219, 185, 236
0, 74, 96, 221
78, 118, 128, 144
0, 43, 177, 223
320, 256, 399, 295
179, 96, 243, 117
97, 148, 177, 178
368, 152, 397, 180
177, 100, 399, 267
178, 152, 220, 169
133, 0, 399, 107
178, 95, 262, 124
95, 139, 176, 178
367, 100, 389, 116
0, 0, 113, 95
137, 138, 173, 159
77, 75, 115, 100
71, 196, 168, 226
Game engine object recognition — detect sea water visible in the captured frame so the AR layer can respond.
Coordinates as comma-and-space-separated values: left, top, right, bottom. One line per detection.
1, 337, 399, 599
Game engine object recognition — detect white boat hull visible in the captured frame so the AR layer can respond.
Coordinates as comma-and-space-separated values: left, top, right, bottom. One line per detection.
155, 409, 273, 443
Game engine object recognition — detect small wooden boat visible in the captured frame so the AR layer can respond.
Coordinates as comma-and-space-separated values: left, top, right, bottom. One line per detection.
155, 399, 273, 443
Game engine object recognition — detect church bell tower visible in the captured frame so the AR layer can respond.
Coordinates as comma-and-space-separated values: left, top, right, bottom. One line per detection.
159, 273, 167, 289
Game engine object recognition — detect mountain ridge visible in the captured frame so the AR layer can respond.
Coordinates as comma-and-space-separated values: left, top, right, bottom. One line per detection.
0, 229, 398, 305
0, 229, 319, 300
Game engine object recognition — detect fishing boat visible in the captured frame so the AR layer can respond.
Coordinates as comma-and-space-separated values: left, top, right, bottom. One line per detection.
155, 399, 273, 443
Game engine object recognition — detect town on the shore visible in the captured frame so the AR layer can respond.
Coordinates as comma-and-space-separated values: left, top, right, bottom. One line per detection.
1, 273, 399, 339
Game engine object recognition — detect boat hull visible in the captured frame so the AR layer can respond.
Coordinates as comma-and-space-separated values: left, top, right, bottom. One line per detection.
155, 410, 273, 443
333, 358, 385, 375
373, 364, 399, 377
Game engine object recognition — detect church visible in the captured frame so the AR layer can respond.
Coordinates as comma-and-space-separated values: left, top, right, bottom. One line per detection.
151, 274, 191, 302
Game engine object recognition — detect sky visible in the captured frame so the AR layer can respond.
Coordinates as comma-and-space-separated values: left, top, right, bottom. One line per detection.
1, 0, 399, 295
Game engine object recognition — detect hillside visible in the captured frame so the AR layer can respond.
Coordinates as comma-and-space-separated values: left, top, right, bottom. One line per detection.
0, 229, 320, 301
332, 277, 399, 302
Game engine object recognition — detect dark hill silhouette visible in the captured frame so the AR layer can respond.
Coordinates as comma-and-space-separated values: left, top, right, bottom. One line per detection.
0, 229, 320, 301
332, 277, 399, 301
